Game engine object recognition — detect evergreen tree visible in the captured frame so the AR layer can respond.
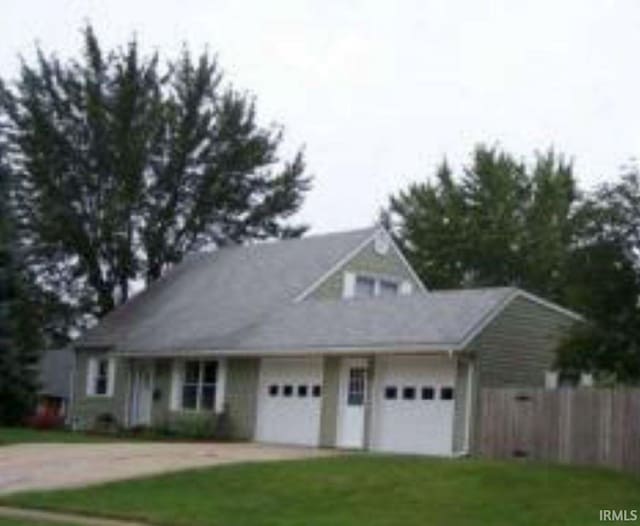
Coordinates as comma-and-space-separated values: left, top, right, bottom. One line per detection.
0, 143, 42, 424
0, 26, 311, 328
389, 145, 576, 301
557, 170, 640, 383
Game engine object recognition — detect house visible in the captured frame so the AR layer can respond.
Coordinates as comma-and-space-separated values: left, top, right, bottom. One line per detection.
71, 227, 580, 455
37, 348, 74, 420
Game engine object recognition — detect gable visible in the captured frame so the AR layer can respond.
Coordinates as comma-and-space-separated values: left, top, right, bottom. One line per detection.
467, 294, 578, 388
300, 230, 426, 301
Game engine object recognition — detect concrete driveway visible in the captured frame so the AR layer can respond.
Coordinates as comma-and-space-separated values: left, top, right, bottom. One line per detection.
0, 442, 333, 495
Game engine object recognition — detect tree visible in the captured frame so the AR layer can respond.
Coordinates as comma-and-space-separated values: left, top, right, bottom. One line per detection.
0, 143, 42, 424
0, 26, 311, 328
557, 169, 640, 383
389, 145, 576, 301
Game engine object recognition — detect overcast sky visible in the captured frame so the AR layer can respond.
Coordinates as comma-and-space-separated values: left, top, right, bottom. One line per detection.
2, 0, 639, 233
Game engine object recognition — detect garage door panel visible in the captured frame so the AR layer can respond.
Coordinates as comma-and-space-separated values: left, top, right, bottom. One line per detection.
372, 355, 455, 455
256, 357, 323, 446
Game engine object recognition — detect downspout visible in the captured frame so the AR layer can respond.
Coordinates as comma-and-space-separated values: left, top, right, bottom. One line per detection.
463, 360, 475, 455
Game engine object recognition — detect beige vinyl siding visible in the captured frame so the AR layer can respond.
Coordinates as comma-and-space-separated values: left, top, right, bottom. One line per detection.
72, 350, 128, 429
452, 358, 470, 454
467, 295, 577, 453
308, 239, 422, 300
319, 356, 340, 447
156, 357, 259, 440
225, 358, 260, 440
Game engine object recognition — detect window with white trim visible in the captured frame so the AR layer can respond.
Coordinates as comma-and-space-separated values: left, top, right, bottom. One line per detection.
87, 357, 114, 397
353, 275, 400, 299
180, 361, 217, 411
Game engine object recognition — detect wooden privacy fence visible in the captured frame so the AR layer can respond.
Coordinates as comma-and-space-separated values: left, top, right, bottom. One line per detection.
479, 388, 640, 474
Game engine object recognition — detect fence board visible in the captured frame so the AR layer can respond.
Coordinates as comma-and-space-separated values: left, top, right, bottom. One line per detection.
479, 388, 640, 475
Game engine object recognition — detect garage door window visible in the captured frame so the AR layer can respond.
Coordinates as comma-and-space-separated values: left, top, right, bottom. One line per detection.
421, 386, 435, 400
402, 386, 416, 400
283, 385, 293, 397
440, 386, 455, 400
312, 385, 322, 397
384, 386, 398, 399
268, 384, 279, 396
181, 361, 217, 411
298, 385, 308, 397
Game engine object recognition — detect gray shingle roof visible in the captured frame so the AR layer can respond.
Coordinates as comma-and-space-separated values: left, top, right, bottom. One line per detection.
76, 228, 378, 351
77, 228, 575, 356
228, 288, 516, 352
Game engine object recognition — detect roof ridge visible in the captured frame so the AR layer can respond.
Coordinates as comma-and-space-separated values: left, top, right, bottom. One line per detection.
186, 226, 378, 258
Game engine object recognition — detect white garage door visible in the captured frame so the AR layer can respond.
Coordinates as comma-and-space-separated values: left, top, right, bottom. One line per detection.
371, 355, 456, 455
255, 357, 323, 446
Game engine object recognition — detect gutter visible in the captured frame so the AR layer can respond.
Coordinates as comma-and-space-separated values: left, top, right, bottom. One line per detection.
112, 344, 466, 359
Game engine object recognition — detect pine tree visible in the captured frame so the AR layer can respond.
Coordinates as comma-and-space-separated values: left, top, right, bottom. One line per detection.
0, 143, 41, 424
0, 26, 311, 329
390, 145, 576, 301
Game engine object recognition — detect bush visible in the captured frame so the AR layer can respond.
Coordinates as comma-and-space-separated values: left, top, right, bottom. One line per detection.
169, 413, 217, 439
93, 412, 118, 433
25, 413, 64, 430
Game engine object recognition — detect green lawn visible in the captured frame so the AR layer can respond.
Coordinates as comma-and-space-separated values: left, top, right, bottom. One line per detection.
3, 455, 639, 526
0, 427, 113, 446
0, 520, 70, 526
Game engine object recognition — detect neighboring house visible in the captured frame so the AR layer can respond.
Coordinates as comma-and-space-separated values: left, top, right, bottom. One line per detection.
37, 348, 74, 419
71, 227, 580, 456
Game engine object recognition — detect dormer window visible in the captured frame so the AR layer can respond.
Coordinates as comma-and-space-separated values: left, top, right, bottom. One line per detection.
353, 274, 400, 298
379, 280, 399, 297
344, 272, 413, 299
355, 276, 376, 297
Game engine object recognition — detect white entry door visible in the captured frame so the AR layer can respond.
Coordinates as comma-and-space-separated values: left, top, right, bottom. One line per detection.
337, 359, 368, 449
130, 362, 154, 427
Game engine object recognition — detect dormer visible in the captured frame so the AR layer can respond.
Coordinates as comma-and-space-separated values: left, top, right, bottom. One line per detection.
296, 227, 426, 302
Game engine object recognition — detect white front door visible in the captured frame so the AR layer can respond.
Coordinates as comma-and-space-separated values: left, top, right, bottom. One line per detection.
130, 362, 154, 427
337, 359, 368, 449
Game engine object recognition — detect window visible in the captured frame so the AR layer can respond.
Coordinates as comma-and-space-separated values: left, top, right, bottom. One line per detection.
268, 384, 279, 396
298, 385, 308, 397
440, 387, 455, 400
354, 276, 376, 298
283, 385, 293, 397
353, 274, 401, 299
379, 280, 399, 297
402, 386, 416, 400
347, 367, 366, 406
95, 359, 109, 395
87, 357, 113, 397
421, 386, 435, 400
181, 361, 217, 411
384, 386, 398, 400
312, 385, 322, 397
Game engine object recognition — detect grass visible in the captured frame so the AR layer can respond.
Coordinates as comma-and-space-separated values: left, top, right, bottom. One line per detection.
0, 427, 114, 446
3, 455, 639, 526
0, 520, 71, 526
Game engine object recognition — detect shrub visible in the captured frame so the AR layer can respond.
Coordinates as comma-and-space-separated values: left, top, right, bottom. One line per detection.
93, 412, 118, 433
26, 413, 64, 430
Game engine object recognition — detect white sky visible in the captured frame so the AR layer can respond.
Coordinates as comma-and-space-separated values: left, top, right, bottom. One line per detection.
2, 0, 640, 233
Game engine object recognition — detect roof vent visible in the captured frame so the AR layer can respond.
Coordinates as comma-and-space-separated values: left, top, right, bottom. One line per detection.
373, 230, 389, 255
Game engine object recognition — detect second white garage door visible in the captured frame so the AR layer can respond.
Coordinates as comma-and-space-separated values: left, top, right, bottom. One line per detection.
255, 357, 323, 446
371, 355, 456, 456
